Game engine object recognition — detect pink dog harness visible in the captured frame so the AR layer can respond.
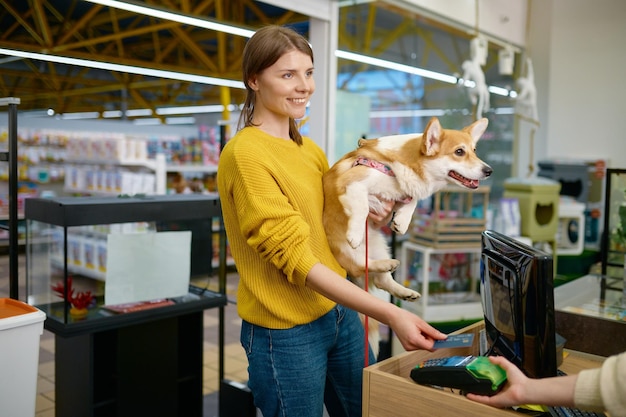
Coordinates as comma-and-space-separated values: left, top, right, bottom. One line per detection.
352, 156, 412, 203
353, 156, 395, 176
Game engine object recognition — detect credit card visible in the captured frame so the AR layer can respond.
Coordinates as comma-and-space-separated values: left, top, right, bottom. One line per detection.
433, 333, 474, 349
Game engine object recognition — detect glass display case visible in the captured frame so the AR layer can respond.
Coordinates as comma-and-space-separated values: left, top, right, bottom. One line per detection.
554, 274, 625, 357
601, 168, 626, 299
25, 193, 228, 416
25, 193, 227, 334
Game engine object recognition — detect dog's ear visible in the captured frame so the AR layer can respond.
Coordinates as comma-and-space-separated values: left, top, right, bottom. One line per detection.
358, 138, 367, 148
466, 118, 489, 145
423, 117, 442, 156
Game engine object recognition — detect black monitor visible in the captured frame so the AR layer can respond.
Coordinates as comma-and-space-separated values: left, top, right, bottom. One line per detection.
480, 230, 557, 378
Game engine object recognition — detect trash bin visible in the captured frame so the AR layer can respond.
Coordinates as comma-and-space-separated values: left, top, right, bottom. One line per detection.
0, 298, 46, 417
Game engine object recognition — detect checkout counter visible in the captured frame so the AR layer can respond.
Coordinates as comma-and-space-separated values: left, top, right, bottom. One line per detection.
363, 274, 624, 417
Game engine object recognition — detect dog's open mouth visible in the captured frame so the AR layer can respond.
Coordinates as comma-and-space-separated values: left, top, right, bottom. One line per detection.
448, 171, 479, 189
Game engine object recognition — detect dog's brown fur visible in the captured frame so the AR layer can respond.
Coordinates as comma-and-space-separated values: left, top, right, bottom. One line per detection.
323, 116, 492, 309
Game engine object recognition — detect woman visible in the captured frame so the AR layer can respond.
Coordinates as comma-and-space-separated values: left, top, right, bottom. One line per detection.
217, 25, 446, 417
467, 353, 626, 417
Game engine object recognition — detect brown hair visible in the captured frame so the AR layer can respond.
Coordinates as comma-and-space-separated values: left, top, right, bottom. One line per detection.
238, 25, 314, 145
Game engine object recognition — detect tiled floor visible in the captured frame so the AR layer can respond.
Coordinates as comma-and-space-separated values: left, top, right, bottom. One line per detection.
0, 252, 248, 417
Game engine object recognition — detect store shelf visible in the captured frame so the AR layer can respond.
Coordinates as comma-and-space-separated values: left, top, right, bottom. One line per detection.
398, 240, 482, 323
166, 163, 217, 173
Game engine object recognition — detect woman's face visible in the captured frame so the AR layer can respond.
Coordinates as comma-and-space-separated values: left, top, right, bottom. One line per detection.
249, 49, 315, 125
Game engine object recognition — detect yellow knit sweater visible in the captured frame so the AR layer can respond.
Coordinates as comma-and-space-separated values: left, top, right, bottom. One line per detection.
217, 127, 345, 329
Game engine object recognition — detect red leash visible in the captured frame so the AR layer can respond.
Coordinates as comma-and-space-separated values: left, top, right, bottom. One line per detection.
364, 219, 369, 367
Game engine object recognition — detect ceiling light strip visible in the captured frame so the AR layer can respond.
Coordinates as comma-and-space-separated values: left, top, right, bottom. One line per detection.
83, 1, 511, 97
370, 109, 447, 118
488, 85, 512, 96
156, 104, 226, 115
60, 112, 101, 120
0, 47, 245, 89
336, 50, 512, 97
335, 50, 458, 84
83, 0, 255, 38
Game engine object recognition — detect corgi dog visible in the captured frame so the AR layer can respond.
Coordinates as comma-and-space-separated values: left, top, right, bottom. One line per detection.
323, 116, 492, 308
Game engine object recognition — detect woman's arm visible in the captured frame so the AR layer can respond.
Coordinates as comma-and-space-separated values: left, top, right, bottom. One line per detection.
466, 356, 577, 408
307, 197, 446, 351
305, 262, 446, 351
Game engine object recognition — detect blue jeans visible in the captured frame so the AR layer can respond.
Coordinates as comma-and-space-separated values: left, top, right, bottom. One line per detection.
240, 305, 376, 417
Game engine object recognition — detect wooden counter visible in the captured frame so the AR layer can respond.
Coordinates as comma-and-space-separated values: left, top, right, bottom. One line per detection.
363, 321, 605, 417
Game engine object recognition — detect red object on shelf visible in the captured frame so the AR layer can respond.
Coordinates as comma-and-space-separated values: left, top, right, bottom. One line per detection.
51, 276, 95, 310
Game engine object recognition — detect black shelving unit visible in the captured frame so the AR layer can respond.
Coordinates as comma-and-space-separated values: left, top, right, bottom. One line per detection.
0, 97, 20, 300
24, 194, 227, 417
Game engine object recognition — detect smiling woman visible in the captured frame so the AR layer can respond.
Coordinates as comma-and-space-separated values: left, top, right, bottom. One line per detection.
237, 25, 316, 144
217, 24, 446, 417
244, 48, 315, 139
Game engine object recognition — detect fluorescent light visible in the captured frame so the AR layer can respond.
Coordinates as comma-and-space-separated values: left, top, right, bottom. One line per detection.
335, 50, 458, 84
494, 107, 515, 115
20, 109, 53, 118
125, 108, 153, 117
102, 105, 231, 118
132, 116, 196, 125
165, 117, 196, 125
84, 1, 509, 97
370, 109, 447, 118
60, 111, 100, 120
156, 104, 225, 115
369, 107, 515, 119
133, 118, 162, 125
0, 47, 245, 89
459, 79, 511, 97
83, 0, 255, 38
488, 86, 511, 97
337, 50, 515, 98
81, 3, 511, 98
102, 110, 123, 118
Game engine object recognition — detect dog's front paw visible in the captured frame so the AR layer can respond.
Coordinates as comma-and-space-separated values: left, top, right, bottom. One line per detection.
369, 259, 400, 273
346, 232, 363, 249
395, 287, 421, 302
387, 259, 400, 272
391, 208, 413, 234
390, 220, 405, 234
390, 218, 411, 235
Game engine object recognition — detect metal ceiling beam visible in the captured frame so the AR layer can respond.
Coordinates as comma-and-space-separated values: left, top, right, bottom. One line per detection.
0, 1, 489, 118
0, 0, 45, 45
0, 0, 305, 116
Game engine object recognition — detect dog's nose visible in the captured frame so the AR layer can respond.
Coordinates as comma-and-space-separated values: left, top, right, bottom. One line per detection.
483, 165, 493, 177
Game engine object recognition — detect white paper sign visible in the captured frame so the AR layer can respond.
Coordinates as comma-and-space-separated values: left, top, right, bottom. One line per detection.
104, 231, 191, 305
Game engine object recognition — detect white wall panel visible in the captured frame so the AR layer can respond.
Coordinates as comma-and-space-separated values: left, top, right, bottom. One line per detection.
393, 0, 528, 47
536, 0, 626, 169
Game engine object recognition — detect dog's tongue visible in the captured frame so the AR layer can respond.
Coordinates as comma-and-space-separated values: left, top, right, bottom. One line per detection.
449, 171, 479, 189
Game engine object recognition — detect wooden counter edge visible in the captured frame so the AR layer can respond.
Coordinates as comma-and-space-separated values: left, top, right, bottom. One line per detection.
363, 321, 605, 417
